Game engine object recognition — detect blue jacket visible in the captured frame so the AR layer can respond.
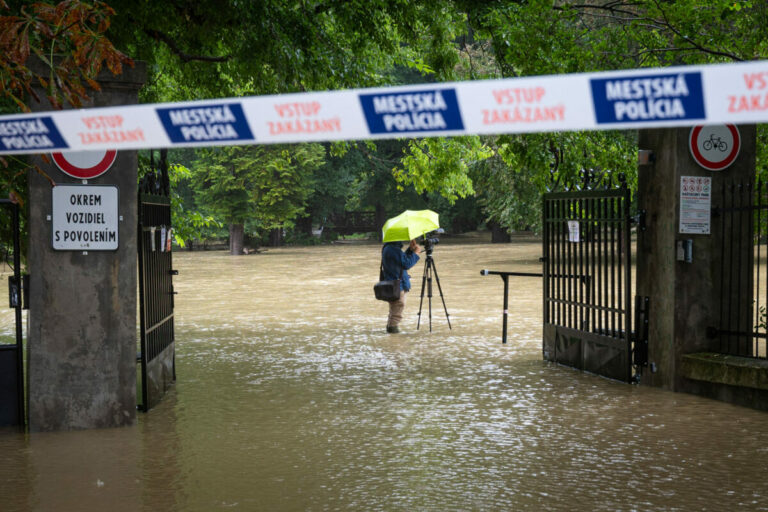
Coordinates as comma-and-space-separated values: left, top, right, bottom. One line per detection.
381, 242, 420, 291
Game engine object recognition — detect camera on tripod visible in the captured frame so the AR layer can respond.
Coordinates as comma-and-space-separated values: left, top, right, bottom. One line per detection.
422, 228, 444, 254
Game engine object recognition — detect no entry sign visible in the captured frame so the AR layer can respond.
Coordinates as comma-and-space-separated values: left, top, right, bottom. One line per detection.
689, 124, 741, 171
52, 150, 117, 179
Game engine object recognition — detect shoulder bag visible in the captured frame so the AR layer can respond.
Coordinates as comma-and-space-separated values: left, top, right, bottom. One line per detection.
374, 247, 403, 302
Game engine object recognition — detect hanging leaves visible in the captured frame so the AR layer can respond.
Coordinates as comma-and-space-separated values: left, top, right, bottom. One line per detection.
0, 0, 133, 112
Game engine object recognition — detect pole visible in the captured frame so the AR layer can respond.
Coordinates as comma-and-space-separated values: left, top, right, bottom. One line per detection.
502, 275, 509, 344
12, 202, 24, 428
481, 269, 543, 344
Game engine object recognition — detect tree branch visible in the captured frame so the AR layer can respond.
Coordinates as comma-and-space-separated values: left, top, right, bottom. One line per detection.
650, 0, 744, 62
567, 0, 745, 62
144, 28, 230, 63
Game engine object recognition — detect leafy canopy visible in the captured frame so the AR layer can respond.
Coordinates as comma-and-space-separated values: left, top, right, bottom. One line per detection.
189, 143, 325, 236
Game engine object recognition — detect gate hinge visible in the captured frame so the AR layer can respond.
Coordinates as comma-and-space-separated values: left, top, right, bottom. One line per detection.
633, 295, 649, 368
7, 274, 29, 310
631, 210, 646, 232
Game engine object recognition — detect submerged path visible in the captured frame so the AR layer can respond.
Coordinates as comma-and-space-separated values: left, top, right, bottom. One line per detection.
1, 240, 767, 511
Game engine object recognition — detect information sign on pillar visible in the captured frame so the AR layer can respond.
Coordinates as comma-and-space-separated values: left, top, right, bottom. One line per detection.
51, 185, 119, 250
689, 124, 741, 171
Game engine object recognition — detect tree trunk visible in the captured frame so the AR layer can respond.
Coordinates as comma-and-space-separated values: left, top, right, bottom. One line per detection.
374, 203, 386, 242
229, 223, 244, 255
296, 215, 313, 236
269, 227, 283, 247
489, 221, 511, 243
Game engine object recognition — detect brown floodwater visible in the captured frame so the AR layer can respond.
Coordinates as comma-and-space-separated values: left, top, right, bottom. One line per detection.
1, 238, 768, 511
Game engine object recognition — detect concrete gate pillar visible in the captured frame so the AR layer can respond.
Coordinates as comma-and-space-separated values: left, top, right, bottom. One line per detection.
26, 63, 146, 431
636, 125, 756, 391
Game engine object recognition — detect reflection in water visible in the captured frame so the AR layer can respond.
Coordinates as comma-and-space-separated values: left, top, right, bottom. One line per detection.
2, 239, 768, 511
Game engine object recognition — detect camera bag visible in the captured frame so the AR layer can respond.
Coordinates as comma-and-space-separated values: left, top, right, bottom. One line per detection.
374, 247, 403, 302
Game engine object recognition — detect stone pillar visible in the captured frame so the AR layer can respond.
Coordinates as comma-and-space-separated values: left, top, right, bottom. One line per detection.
636, 126, 756, 390
26, 63, 146, 431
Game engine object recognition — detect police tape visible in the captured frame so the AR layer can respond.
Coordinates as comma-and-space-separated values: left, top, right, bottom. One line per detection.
0, 59, 767, 155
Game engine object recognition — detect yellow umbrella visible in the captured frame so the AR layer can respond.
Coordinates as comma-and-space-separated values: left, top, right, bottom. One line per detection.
382, 210, 440, 243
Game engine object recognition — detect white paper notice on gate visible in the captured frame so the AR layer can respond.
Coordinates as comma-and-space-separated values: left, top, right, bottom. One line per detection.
679, 176, 711, 234
568, 220, 580, 242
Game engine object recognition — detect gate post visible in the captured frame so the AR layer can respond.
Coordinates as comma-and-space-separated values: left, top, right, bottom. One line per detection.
26, 63, 146, 431
636, 126, 755, 391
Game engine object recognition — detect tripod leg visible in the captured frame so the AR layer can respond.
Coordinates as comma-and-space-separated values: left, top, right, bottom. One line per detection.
429, 259, 452, 330
416, 258, 429, 330
427, 261, 433, 332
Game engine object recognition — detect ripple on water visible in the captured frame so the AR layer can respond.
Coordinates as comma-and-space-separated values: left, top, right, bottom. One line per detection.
2, 244, 768, 511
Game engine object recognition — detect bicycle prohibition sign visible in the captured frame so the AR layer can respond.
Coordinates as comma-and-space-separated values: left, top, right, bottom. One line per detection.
702, 133, 728, 152
689, 124, 741, 171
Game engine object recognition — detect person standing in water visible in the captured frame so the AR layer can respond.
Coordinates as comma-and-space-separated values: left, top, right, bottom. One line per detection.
380, 238, 421, 333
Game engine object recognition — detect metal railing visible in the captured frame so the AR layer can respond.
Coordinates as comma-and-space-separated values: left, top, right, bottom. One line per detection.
326, 211, 377, 235
712, 180, 768, 359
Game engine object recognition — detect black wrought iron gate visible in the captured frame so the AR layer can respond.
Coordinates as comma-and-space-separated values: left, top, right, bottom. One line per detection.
542, 183, 636, 382
0, 200, 25, 428
138, 161, 176, 411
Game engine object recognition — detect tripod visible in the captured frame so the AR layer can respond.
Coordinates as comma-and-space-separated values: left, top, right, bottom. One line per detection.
416, 251, 452, 332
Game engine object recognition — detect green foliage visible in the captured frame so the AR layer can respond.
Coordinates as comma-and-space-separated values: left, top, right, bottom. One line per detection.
253, 145, 325, 229
0, 0, 131, 225
395, 0, 768, 233
395, 136, 492, 203
479, 131, 636, 232
190, 143, 325, 238
137, 151, 221, 247
0, 0, 132, 112
345, 139, 429, 213
167, 163, 220, 247
4, 0, 768, 246
104, 0, 465, 103
307, 144, 363, 223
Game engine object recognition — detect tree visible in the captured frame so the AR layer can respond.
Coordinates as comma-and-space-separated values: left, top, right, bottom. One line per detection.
103, 0, 465, 102
44, 1, 471, 248
0, 0, 132, 202
394, 0, 768, 234
137, 149, 221, 249
4, 1, 766, 244
0, 0, 131, 112
190, 143, 324, 254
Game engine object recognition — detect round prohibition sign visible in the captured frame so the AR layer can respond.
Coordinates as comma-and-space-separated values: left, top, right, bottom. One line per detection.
51, 149, 118, 179
689, 124, 740, 171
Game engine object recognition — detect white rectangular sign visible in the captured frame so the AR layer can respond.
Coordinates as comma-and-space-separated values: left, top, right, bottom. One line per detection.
568, 220, 580, 242
679, 176, 711, 234
52, 185, 119, 250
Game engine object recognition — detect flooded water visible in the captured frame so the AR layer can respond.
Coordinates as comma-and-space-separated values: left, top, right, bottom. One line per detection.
2, 238, 768, 511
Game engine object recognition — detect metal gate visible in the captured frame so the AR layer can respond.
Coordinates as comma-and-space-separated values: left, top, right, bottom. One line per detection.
709, 179, 768, 359
138, 158, 176, 411
0, 200, 25, 428
542, 180, 636, 382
